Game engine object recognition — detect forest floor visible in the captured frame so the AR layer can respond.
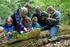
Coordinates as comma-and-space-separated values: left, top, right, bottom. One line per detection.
41, 24, 70, 47
0, 24, 70, 47
41, 39, 70, 47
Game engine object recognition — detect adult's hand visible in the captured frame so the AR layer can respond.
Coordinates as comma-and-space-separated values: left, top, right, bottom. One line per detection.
47, 17, 56, 21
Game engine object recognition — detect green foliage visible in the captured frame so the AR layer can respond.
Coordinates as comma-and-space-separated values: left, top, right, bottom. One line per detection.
0, 0, 70, 24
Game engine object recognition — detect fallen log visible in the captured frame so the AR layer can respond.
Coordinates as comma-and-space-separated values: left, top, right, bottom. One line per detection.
7, 34, 70, 47
0, 28, 70, 47
7, 32, 70, 45
7, 29, 40, 44
39, 31, 49, 38
7, 30, 49, 45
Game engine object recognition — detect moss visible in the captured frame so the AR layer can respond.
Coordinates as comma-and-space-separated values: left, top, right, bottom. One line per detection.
16, 29, 40, 40
1, 27, 70, 47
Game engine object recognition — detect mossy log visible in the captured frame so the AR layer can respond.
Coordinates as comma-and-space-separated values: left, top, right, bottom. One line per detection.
0, 28, 70, 47
0, 29, 49, 47
1, 34, 70, 47
7, 29, 40, 44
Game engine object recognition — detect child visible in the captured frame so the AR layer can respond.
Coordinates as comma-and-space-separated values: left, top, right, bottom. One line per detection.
23, 17, 33, 32
0, 27, 5, 44
32, 17, 41, 29
3, 17, 15, 41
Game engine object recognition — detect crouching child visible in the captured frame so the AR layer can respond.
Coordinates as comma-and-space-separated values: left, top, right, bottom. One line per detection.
32, 17, 41, 29
23, 17, 33, 33
3, 17, 15, 41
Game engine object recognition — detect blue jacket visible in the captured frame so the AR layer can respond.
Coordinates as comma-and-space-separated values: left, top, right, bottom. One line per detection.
3, 25, 15, 32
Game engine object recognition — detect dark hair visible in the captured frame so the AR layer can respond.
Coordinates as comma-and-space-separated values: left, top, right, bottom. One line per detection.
24, 3, 31, 9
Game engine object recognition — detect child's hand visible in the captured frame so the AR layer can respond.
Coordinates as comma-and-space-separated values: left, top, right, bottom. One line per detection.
47, 17, 56, 21
27, 29, 31, 32
24, 27, 28, 32
20, 31, 24, 34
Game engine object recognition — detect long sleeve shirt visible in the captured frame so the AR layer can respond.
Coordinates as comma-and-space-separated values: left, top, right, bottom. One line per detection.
11, 9, 24, 33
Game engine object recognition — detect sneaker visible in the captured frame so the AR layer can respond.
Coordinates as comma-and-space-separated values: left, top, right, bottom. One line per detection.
51, 36, 57, 41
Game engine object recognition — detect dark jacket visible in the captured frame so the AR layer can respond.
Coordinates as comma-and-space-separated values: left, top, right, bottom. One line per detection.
32, 12, 47, 27
11, 9, 24, 33
48, 11, 61, 26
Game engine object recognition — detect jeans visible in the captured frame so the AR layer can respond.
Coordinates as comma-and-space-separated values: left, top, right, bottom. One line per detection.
50, 26, 59, 38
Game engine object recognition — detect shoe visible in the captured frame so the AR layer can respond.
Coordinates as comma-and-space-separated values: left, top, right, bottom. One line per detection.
51, 36, 57, 41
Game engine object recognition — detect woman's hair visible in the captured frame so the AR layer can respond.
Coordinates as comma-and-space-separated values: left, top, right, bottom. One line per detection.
47, 6, 56, 12
19, 7, 28, 15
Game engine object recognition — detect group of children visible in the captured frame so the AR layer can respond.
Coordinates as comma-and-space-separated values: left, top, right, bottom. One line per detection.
0, 3, 61, 43
0, 15, 41, 43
